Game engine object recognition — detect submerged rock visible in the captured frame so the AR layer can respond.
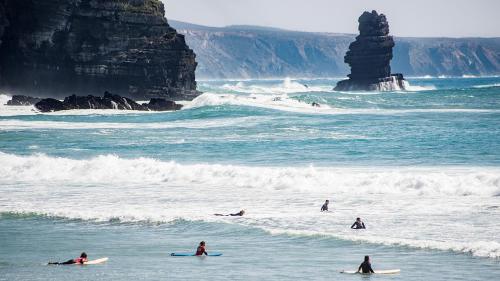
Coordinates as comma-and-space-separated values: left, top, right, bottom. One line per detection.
0, 0, 199, 100
145, 98, 183, 111
334, 10, 407, 91
6, 95, 41, 106
35, 92, 182, 112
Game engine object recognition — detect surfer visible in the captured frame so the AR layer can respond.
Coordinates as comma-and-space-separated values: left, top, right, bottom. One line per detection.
214, 210, 245, 216
48, 252, 88, 265
351, 217, 366, 229
311, 102, 320, 107
357, 256, 375, 274
195, 241, 208, 256
321, 200, 329, 212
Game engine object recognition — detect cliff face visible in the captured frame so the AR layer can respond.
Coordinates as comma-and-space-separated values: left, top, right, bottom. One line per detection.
170, 21, 500, 79
0, 0, 199, 100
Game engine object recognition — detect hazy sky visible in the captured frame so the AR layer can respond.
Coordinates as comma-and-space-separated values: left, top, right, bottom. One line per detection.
162, 0, 500, 37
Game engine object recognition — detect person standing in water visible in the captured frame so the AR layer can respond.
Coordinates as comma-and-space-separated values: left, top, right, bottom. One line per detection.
48, 252, 88, 265
351, 217, 366, 229
195, 241, 208, 256
357, 256, 375, 274
321, 200, 330, 212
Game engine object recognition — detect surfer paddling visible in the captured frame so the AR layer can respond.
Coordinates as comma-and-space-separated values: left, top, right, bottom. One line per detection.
48, 252, 88, 265
351, 217, 366, 229
214, 210, 245, 216
321, 200, 330, 212
195, 241, 208, 256
357, 256, 375, 274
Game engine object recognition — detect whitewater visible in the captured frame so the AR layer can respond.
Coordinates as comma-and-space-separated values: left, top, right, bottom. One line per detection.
1, 76, 500, 280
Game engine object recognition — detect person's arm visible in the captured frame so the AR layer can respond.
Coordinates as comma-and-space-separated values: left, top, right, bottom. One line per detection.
351, 222, 356, 229
204, 249, 208, 256
362, 222, 366, 229
369, 264, 374, 273
357, 264, 362, 273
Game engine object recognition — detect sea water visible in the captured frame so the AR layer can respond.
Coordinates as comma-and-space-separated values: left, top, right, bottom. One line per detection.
0, 77, 499, 280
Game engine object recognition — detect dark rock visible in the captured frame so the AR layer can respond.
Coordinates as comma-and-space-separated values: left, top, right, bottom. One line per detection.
0, 0, 200, 100
145, 98, 183, 111
35, 98, 68, 112
6, 95, 41, 106
35, 91, 180, 112
334, 10, 407, 91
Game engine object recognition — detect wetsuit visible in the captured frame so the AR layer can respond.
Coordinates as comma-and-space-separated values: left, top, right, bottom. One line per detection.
351, 221, 366, 229
196, 246, 207, 256
358, 261, 374, 274
229, 212, 244, 216
321, 203, 328, 211
49, 257, 87, 265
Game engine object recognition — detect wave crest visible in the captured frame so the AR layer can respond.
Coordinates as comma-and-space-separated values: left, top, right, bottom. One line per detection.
1, 152, 499, 197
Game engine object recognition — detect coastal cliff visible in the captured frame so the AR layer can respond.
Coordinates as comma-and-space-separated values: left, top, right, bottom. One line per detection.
171, 21, 500, 79
0, 0, 199, 100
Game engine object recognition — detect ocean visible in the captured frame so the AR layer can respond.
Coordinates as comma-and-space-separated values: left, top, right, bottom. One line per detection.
1, 77, 500, 280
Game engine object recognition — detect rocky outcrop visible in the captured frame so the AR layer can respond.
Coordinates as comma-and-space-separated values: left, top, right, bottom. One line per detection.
6, 95, 41, 106
34, 92, 182, 112
0, 0, 199, 100
144, 98, 182, 111
334, 11, 407, 91
35, 99, 69, 112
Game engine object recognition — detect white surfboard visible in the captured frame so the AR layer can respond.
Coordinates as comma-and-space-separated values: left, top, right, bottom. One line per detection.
81, 257, 109, 265
341, 269, 400, 275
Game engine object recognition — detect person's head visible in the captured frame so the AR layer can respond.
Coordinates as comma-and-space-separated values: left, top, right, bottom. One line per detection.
325, 200, 329, 204
357, 217, 361, 221
364, 255, 370, 262
200, 241, 205, 246
240, 210, 245, 215
80, 252, 87, 258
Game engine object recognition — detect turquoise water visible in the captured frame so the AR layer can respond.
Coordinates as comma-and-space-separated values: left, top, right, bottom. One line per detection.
1, 77, 500, 280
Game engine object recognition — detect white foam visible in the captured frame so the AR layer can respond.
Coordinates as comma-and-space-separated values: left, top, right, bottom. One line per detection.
0, 116, 266, 130
405, 84, 437, 91
473, 83, 500, 89
218, 77, 334, 94
1, 152, 499, 196
1, 152, 500, 258
185, 93, 497, 115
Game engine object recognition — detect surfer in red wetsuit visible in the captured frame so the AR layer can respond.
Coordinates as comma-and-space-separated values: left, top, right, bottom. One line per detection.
48, 252, 88, 265
195, 241, 208, 256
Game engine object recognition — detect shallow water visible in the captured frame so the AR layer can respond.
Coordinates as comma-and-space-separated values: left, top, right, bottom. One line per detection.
1, 77, 500, 280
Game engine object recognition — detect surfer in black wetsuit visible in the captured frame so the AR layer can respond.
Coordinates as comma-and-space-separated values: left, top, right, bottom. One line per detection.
351, 217, 366, 229
321, 200, 329, 212
357, 256, 375, 274
48, 252, 88, 265
214, 210, 245, 216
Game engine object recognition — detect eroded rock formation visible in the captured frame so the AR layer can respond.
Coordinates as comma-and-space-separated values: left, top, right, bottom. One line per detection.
0, 0, 199, 100
335, 10, 407, 91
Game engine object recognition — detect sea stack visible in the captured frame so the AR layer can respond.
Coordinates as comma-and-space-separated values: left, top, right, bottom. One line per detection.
0, 0, 199, 100
335, 10, 407, 91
